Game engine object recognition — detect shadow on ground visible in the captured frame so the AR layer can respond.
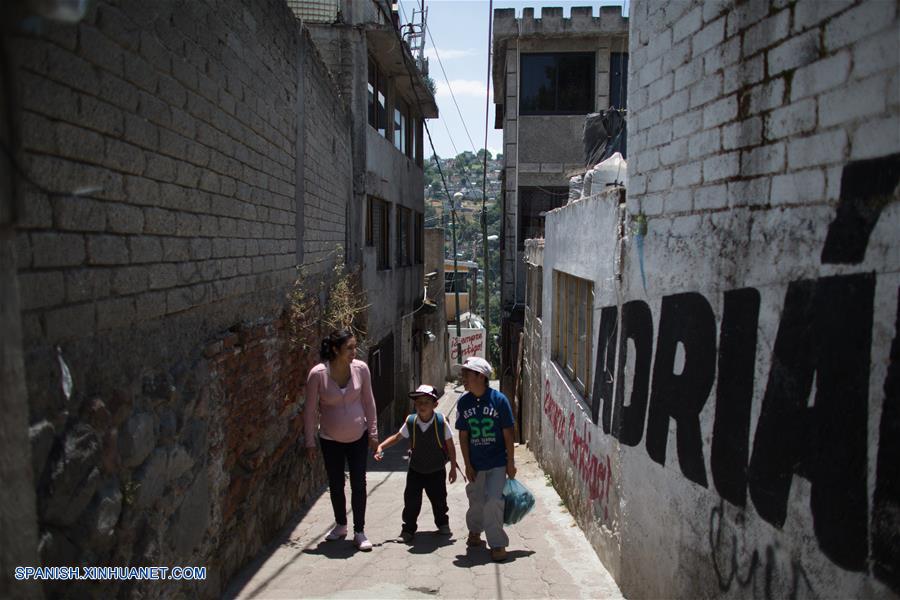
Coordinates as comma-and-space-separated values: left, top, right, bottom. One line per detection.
452, 548, 536, 567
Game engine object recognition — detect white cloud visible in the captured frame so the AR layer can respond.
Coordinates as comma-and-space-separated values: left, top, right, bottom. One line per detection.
425, 48, 476, 61
436, 79, 492, 99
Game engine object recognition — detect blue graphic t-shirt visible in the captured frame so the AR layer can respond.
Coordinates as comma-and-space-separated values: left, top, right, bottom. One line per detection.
454, 387, 514, 471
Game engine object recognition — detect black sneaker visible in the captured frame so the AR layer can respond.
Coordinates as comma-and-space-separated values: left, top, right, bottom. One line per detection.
437, 524, 452, 535
399, 530, 414, 543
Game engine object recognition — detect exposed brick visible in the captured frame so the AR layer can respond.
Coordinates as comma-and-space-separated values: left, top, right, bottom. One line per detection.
144, 207, 177, 235
693, 183, 728, 210
32, 232, 85, 267
703, 152, 740, 182
163, 237, 191, 262
45, 303, 95, 341
787, 129, 848, 169
110, 265, 149, 295
688, 129, 720, 159
742, 9, 791, 58
692, 17, 725, 56
96, 296, 135, 330
721, 117, 763, 150
129, 236, 162, 263
106, 202, 145, 234
87, 234, 129, 265
727, 177, 771, 208
135, 290, 167, 320
789, 51, 851, 102
689, 73, 722, 108
741, 143, 785, 176
824, 1, 896, 51
79, 24, 125, 76
765, 99, 817, 140
818, 74, 888, 128
767, 30, 818, 76
673, 6, 702, 43
148, 263, 178, 289
65, 268, 111, 302
852, 28, 900, 79
793, 0, 853, 32
702, 94, 737, 129
850, 117, 900, 161
771, 168, 826, 205
105, 139, 147, 175
19, 271, 65, 310
53, 196, 106, 232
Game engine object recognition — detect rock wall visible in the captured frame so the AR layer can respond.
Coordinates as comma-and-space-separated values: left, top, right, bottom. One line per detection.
526, 0, 900, 597
5, 0, 353, 596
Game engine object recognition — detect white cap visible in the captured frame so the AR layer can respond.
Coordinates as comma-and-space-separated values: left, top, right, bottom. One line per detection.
409, 384, 439, 401
461, 356, 492, 378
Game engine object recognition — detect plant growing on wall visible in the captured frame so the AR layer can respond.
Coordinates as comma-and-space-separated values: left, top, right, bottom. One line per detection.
287, 246, 369, 353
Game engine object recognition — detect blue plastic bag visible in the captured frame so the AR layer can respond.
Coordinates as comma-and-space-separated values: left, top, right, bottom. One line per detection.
502, 478, 535, 525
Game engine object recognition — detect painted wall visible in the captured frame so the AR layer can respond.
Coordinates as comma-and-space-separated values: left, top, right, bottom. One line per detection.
526, 0, 900, 598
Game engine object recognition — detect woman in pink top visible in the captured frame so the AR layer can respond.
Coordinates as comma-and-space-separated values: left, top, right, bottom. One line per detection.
304, 329, 379, 551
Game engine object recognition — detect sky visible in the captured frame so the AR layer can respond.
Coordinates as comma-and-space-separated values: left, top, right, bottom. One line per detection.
397, 0, 629, 160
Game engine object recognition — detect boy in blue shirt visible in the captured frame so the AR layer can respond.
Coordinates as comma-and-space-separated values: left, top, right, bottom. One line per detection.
454, 356, 516, 562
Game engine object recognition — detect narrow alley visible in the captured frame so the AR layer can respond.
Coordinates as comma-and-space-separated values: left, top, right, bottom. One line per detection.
224, 382, 622, 600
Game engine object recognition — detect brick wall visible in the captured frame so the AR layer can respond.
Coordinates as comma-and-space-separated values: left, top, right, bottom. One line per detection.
527, 1, 898, 598
6, 0, 353, 596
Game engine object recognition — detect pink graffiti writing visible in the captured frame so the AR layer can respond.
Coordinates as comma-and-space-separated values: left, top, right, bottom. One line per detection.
544, 380, 613, 519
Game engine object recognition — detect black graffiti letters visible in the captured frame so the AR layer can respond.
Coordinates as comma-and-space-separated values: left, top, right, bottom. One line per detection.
611, 300, 653, 446
593, 274, 879, 572
711, 288, 760, 508
748, 273, 873, 571
646, 292, 717, 487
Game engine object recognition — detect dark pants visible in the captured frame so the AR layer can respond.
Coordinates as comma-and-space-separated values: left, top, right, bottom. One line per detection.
402, 467, 449, 533
320, 432, 368, 533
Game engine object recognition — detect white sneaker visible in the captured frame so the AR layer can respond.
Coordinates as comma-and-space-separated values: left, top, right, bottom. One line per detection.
353, 532, 373, 551
325, 524, 347, 541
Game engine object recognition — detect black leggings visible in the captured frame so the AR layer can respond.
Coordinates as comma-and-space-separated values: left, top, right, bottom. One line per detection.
320, 432, 369, 533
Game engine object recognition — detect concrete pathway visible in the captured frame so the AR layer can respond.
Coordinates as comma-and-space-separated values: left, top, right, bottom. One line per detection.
224, 382, 622, 600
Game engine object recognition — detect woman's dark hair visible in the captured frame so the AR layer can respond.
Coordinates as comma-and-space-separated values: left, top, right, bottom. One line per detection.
320, 328, 355, 361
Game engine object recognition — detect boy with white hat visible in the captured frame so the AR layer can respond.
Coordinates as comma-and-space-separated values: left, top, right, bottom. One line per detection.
455, 356, 516, 562
375, 384, 461, 543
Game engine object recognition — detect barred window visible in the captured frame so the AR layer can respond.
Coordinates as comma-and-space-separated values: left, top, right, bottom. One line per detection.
414, 212, 423, 264
396, 206, 412, 267
367, 196, 390, 270
553, 271, 593, 402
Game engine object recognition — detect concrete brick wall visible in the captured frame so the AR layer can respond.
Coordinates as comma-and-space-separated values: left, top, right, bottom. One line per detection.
6, 1, 353, 597
526, 1, 899, 598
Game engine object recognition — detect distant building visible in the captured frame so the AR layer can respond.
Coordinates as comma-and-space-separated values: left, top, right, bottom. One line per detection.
297, 0, 439, 431
491, 6, 629, 398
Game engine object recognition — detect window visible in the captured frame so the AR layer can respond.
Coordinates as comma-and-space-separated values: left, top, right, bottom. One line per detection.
518, 187, 569, 250
553, 271, 593, 402
609, 52, 629, 110
445, 270, 468, 293
520, 52, 595, 115
367, 57, 389, 137
396, 206, 412, 266
367, 196, 390, 269
394, 99, 408, 154
414, 212, 423, 263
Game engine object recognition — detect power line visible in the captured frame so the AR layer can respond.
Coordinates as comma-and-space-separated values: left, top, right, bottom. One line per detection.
424, 22, 479, 153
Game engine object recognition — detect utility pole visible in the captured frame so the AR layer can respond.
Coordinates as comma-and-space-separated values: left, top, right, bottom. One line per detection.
451, 192, 463, 363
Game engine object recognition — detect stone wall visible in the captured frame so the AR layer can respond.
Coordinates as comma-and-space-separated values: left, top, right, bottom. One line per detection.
528, 0, 899, 598
5, 0, 353, 596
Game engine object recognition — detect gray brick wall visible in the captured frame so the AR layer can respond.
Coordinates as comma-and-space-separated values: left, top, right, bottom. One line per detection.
6, 3, 354, 596
628, 0, 899, 220
12, 0, 351, 345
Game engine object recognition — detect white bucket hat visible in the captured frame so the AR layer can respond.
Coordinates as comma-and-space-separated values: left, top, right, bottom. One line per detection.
461, 356, 492, 378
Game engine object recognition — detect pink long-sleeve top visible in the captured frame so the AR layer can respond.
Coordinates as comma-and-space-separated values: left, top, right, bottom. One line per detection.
304, 359, 378, 447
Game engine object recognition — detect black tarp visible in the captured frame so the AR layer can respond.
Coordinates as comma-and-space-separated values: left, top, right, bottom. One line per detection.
583, 108, 627, 167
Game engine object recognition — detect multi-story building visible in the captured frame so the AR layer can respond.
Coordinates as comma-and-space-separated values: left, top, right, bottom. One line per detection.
491, 6, 629, 398
292, 0, 439, 432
